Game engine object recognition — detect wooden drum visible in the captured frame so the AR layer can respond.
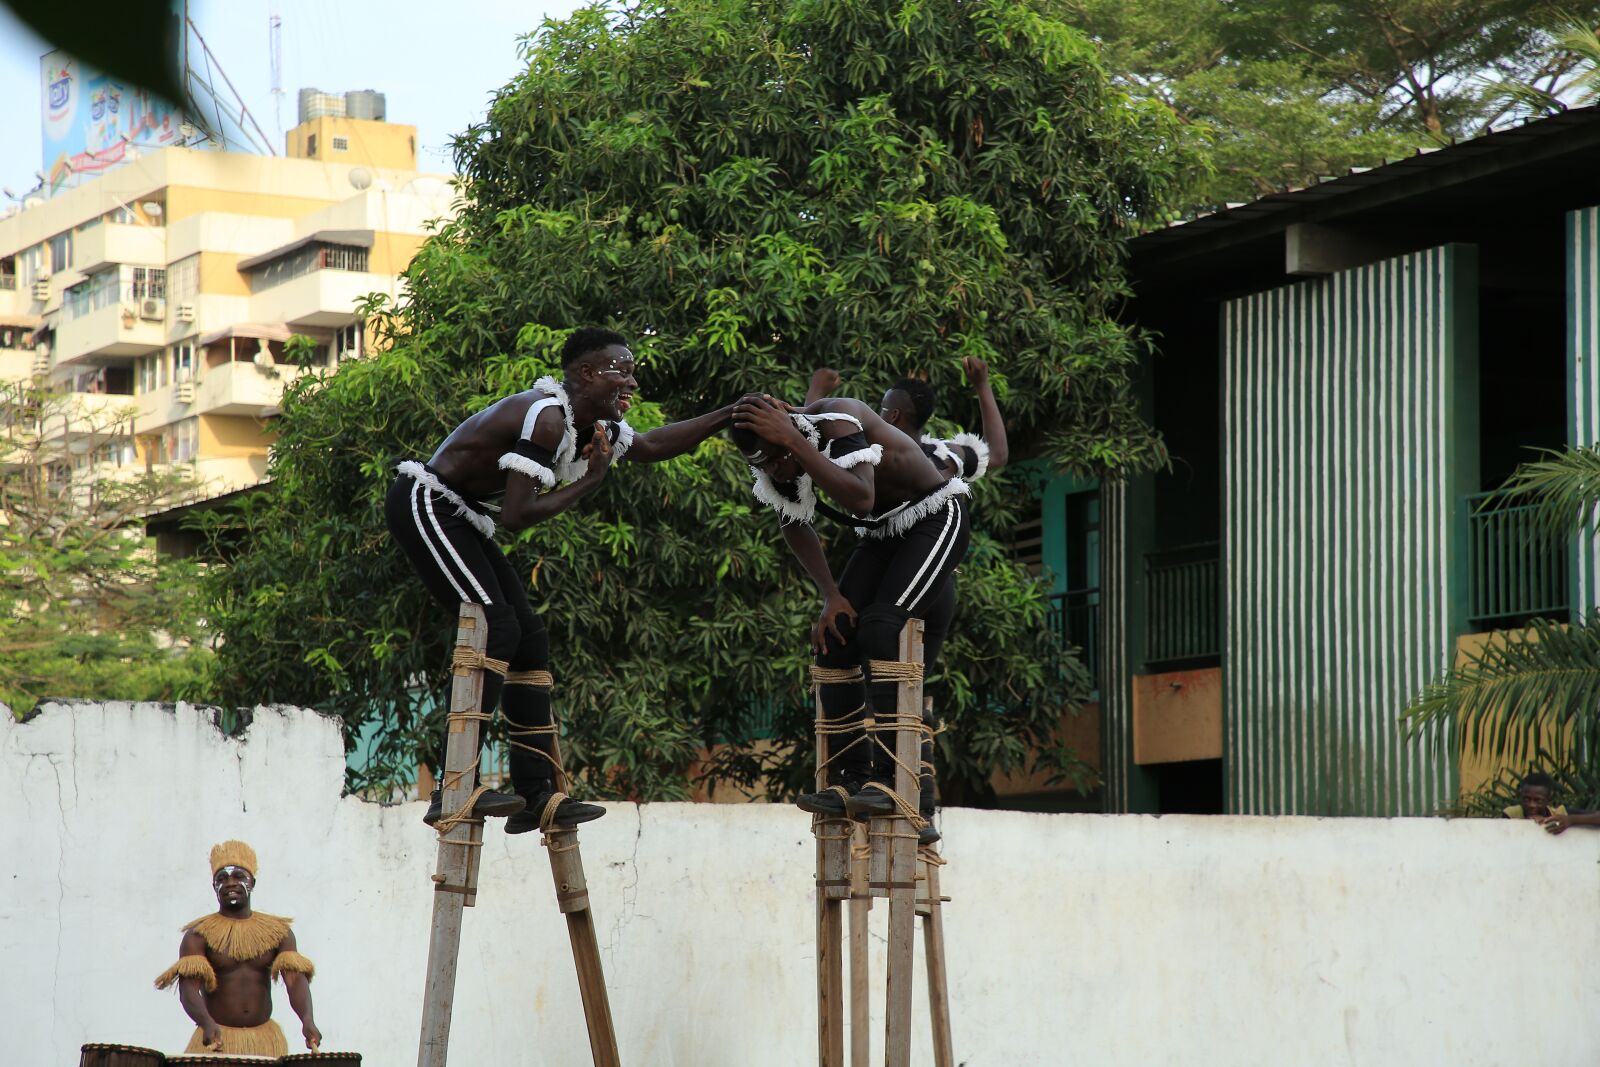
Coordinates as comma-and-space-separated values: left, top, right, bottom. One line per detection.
79, 1046, 165, 1067
279, 1055, 362, 1066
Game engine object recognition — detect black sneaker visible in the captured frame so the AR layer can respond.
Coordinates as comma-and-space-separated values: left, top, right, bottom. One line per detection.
796, 786, 852, 817
505, 792, 607, 835
422, 787, 527, 826
844, 783, 900, 817
918, 823, 941, 847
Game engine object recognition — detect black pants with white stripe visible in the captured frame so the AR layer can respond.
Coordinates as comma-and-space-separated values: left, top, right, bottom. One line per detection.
815, 496, 970, 789
384, 469, 555, 796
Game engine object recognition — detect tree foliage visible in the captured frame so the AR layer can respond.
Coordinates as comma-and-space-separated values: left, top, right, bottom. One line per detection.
1067, 0, 1600, 207
203, 0, 1191, 802
0, 380, 211, 714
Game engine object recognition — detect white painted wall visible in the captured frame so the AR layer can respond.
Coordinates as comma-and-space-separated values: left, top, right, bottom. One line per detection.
5, 701, 1599, 1066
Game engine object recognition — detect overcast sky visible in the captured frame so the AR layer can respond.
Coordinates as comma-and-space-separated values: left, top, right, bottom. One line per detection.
0, 0, 585, 201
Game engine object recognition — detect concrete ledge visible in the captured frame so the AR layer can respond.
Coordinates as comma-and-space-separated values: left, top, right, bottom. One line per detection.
5, 701, 1599, 1065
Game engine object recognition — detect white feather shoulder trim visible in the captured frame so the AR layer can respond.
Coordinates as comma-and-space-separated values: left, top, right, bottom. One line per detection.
946, 432, 990, 481
498, 453, 557, 488
831, 443, 882, 470
751, 468, 817, 524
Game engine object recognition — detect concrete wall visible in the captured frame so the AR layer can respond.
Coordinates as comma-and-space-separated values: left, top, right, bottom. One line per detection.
5, 702, 1600, 1066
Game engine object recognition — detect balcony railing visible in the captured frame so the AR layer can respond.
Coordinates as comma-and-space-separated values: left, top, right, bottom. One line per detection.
1466, 489, 1569, 630
1048, 588, 1100, 692
1144, 542, 1221, 668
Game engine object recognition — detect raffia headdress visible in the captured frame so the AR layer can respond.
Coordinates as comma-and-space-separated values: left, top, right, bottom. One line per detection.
210, 840, 258, 878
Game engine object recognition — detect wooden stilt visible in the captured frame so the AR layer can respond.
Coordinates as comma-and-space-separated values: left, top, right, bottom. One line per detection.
417, 605, 489, 1067
542, 730, 622, 1067
814, 677, 849, 1067
879, 621, 923, 1067
848, 823, 872, 1067
417, 603, 621, 1067
918, 851, 954, 1067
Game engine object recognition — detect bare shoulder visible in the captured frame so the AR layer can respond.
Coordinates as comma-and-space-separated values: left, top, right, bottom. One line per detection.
803, 397, 874, 436
180, 928, 207, 954
278, 926, 299, 952
488, 388, 567, 447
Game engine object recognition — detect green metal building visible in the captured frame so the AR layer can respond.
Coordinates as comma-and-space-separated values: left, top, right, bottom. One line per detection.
1042, 106, 1600, 816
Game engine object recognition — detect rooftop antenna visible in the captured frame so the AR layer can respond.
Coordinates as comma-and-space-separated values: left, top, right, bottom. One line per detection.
268, 3, 284, 139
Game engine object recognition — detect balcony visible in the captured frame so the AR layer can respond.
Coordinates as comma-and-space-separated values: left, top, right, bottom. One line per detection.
1465, 490, 1568, 630
193, 360, 294, 417
249, 268, 385, 329
0, 278, 39, 324
1049, 588, 1100, 692
54, 301, 166, 365
140, 362, 299, 427
74, 224, 167, 274
1144, 542, 1221, 670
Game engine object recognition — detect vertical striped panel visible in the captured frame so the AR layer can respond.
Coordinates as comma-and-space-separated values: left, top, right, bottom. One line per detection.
1568, 207, 1600, 615
1222, 248, 1463, 815
1099, 479, 1131, 812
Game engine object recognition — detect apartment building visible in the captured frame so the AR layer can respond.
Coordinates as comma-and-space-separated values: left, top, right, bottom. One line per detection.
0, 98, 454, 499
1074, 105, 1600, 816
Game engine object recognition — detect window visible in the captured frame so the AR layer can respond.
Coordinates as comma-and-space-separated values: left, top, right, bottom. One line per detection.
130, 266, 165, 300
322, 244, 367, 271
106, 205, 137, 225
332, 136, 349, 152
139, 354, 157, 393
156, 349, 169, 388
63, 270, 120, 319
161, 417, 199, 464
306, 134, 317, 155
247, 243, 368, 290
336, 320, 364, 360
168, 255, 198, 302
172, 341, 195, 383
18, 245, 42, 286
48, 231, 72, 272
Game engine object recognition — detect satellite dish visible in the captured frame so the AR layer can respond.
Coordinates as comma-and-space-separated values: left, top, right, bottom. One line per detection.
348, 167, 373, 191
142, 201, 164, 219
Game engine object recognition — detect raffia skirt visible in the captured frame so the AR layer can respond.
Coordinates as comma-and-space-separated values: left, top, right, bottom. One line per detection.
183, 1019, 288, 1056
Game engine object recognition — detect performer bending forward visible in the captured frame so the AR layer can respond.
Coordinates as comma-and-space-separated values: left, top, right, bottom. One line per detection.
386, 327, 734, 832
731, 394, 970, 838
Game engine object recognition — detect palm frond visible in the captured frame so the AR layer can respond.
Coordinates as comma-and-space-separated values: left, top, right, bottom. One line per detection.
1553, 21, 1600, 106
1403, 617, 1600, 764
1493, 444, 1600, 539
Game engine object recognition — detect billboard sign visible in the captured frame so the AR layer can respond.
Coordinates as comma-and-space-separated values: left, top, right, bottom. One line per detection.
41, 51, 183, 192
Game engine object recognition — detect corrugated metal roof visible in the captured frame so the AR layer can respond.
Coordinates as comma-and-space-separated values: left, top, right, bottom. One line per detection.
1132, 105, 1600, 262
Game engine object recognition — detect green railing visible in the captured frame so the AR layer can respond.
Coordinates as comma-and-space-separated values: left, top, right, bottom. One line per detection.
1048, 588, 1099, 692
1466, 490, 1568, 629
1144, 542, 1221, 668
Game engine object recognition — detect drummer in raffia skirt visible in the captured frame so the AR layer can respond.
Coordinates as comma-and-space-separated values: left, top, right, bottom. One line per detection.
153, 841, 322, 1056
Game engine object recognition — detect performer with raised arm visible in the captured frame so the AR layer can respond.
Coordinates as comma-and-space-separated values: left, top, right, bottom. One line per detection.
802, 359, 1009, 839
730, 394, 970, 839
154, 841, 320, 1057
805, 356, 1010, 483
386, 327, 735, 833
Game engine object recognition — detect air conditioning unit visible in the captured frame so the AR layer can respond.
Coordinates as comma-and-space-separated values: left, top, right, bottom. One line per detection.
31, 280, 49, 302
176, 380, 195, 403
139, 297, 165, 321
176, 303, 196, 323
30, 354, 49, 377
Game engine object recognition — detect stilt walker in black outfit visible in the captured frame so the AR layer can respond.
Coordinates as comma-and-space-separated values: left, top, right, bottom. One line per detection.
730, 395, 971, 841
386, 327, 735, 831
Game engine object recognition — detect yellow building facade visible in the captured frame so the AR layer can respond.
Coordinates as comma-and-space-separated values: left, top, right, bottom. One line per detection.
0, 114, 454, 499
